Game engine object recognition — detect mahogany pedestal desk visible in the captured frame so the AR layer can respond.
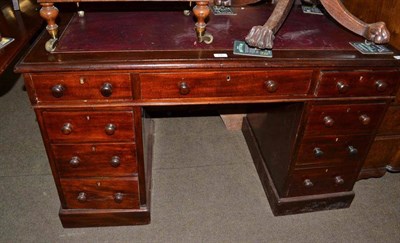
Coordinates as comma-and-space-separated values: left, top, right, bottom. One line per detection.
15, 4, 400, 227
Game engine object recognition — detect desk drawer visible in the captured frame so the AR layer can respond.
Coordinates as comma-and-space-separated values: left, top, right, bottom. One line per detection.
42, 110, 135, 143
295, 135, 371, 168
287, 167, 356, 197
140, 70, 312, 99
60, 177, 139, 209
304, 103, 386, 136
52, 143, 137, 177
30, 73, 132, 101
315, 70, 399, 97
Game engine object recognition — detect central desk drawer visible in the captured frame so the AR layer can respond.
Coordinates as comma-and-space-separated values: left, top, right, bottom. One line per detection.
140, 70, 312, 99
52, 143, 137, 177
42, 110, 135, 143
60, 177, 140, 209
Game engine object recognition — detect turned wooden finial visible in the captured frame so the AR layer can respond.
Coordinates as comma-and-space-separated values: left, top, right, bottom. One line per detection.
192, 1, 213, 44
40, 3, 59, 39
193, 1, 210, 39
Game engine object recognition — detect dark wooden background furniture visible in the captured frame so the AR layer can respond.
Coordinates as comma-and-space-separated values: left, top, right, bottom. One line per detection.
342, 0, 400, 178
0, 0, 40, 71
360, 81, 400, 178
15, 2, 400, 227
344, 0, 400, 49
0, 0, 42, 87
245, 0, 391, 49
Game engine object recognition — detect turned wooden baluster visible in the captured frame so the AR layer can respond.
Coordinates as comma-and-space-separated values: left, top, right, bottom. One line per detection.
193, 1, 213, 44
319, 0, 390, 44
40, 3, 59, 52
245, 0, 295, 49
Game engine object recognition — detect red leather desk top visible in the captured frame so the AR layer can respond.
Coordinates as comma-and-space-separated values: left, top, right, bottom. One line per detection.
55, 4, 363, 53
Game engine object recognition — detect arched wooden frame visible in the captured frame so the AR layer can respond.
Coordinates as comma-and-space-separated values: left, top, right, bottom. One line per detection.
245, 0, 390, 49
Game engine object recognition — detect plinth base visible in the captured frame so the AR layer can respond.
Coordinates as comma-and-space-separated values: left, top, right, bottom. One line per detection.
59, 207, 150, 228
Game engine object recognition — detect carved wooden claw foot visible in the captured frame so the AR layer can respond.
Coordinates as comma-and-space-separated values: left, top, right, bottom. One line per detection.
366, 22, 390, 44
245, 26, 274, 49
245, 0, 294, 49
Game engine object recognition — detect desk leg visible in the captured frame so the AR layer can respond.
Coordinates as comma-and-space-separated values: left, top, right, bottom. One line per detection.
193, 1, 213, 44
40, 3, 59, 52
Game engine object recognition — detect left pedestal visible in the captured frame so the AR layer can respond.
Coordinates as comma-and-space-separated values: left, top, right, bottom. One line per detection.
23, 72, 152, 227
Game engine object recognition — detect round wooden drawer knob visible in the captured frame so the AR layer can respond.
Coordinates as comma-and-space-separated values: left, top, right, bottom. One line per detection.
100, 82, 113, 97
51, 84, 65, 98
110, 156, 121, 167
303, 179, 314, 188
359, 114, 371, 125
336, 81, 350, 94
313, 147, 324, 158
375, 80, 388, 92
265, 80, 278, 93
114, 192, 124, 203
77, 192, 87, 202
334, 176, 345, 185
178, 82, 190, 95
105, 123, 116, 135
323, 116, 335, 127
61, 123, 73, 135
69, 156, 80, 167
347, 145, 358, 156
